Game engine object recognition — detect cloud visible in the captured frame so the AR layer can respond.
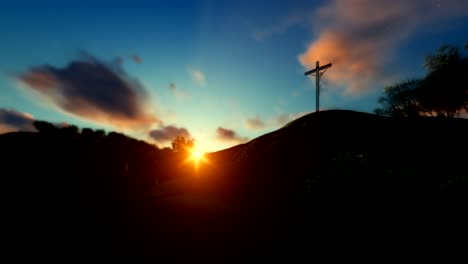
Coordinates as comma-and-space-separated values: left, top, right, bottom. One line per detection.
114, 57, 124, 65
169, 82, 189, 101
169, 82, 177, 91
189, 69, 206, 86
274, 112, 309, 127
149, 125, 191, 143
0, 108, 35, 134
243, 112, 310, 132
245, 116, 266, 131
216, 127, 249, 143
291, 91, 301, 97
17, 53, 159, 130
299, 0, 468, 95
131, 55, 142, 64
114, 55, 141, 65
252, 9, 311, 41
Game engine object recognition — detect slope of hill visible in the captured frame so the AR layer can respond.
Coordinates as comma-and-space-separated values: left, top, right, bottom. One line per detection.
208, 110, 468, 206
2, 110, 467, 258
204, 110, 468, 256
211, 109, 468, 163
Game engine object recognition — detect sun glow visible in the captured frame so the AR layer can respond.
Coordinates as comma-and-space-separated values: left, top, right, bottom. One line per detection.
184, 147, 210, 172
190, 149, 205, 162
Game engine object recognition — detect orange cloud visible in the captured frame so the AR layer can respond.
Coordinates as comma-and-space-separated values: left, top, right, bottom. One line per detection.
299, 0, 468, 95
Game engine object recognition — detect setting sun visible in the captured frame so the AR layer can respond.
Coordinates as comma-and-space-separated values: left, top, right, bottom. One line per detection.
183, 147, 210, 171
190, 149, 205, 161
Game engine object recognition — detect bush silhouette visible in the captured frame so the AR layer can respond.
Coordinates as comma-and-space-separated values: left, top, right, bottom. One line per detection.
171, 136, 194, 154
33, 120, 59, 134
375, 44, 468, 117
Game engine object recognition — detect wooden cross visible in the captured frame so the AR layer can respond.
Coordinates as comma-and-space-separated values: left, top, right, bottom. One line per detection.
304, 61, 332, 112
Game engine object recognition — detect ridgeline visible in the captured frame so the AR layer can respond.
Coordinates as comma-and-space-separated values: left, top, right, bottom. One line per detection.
3, 110, 467, 258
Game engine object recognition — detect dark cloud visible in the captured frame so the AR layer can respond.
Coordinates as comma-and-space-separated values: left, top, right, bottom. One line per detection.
0, 108, 35, 134
169, 82, 177, 92
149, 125, 191, 143
245, 116, 266, 130
17, 54, 159, 129
115, 57, 124, 65
131, 55, 142, 64
299, 0, 468, 94
168, 82, 189, 100
216, 127, 249, 143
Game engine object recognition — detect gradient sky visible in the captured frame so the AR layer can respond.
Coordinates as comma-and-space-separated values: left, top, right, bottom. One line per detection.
1, 0, 467, 152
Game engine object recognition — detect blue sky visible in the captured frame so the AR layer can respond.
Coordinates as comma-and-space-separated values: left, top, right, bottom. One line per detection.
1, 0, 467, 152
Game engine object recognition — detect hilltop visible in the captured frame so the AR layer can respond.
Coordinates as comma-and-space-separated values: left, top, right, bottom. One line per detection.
2, 110, 467, 258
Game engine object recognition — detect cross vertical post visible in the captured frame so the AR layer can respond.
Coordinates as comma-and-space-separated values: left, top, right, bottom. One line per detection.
304, 61, 332, 112
315, 61, 319, 112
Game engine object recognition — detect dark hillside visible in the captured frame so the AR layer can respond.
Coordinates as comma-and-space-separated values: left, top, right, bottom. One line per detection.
2, 110, 468, 258
206, 110, 468, 256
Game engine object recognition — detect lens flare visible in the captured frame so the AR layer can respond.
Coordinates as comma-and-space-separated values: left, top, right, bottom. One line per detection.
183, 147, 210, 172
191, 149, 205, 162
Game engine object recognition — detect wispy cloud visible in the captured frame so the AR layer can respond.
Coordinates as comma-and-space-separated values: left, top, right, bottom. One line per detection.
244, 112, 310, 131
149, 125, 191, 144
115, 57, 124, 65
169, 82, 177, 91
252, 8, 311, 41
245, 116, 267, 131
17, 53, 159, 130
169, 82, 189, 101
131, 55, 142, 64
298, 0, 468, 95
274, 112, 309, 127
291, 91, 301, 97
0, 108, 35, 134
189, 68, 206, 86
216, 127, 249, 143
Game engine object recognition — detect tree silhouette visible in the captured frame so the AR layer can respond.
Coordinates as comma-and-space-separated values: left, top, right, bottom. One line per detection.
33, 120, 59, 134
418, 45, 468, 117
171, 136, 194, 154
374, 80, 422, 117
375, 44, 468, 117
60, 125, 79, 139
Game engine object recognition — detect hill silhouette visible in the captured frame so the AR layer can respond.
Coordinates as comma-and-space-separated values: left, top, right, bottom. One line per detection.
2, 110, 467, 258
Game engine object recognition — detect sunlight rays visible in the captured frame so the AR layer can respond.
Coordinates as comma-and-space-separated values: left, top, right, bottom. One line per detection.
183, 146, 210, 172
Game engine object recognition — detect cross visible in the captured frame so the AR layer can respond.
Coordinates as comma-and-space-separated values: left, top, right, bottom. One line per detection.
304, 61, 332, 112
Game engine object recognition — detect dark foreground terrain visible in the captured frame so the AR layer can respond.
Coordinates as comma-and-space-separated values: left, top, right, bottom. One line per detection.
3, 110, 468, 259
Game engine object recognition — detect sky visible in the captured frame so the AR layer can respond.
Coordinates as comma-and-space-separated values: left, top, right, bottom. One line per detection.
0, 0, 467, 152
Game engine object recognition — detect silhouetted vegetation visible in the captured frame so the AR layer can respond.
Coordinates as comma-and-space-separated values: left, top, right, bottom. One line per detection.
375, 45, 468, 117
33, 120, 60, 133
171, 135, 194, 154
3, 110, 468, 258
2, 121, 192, 256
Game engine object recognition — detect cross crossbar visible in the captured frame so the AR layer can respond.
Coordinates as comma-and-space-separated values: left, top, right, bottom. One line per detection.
304, 63, 332, 76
